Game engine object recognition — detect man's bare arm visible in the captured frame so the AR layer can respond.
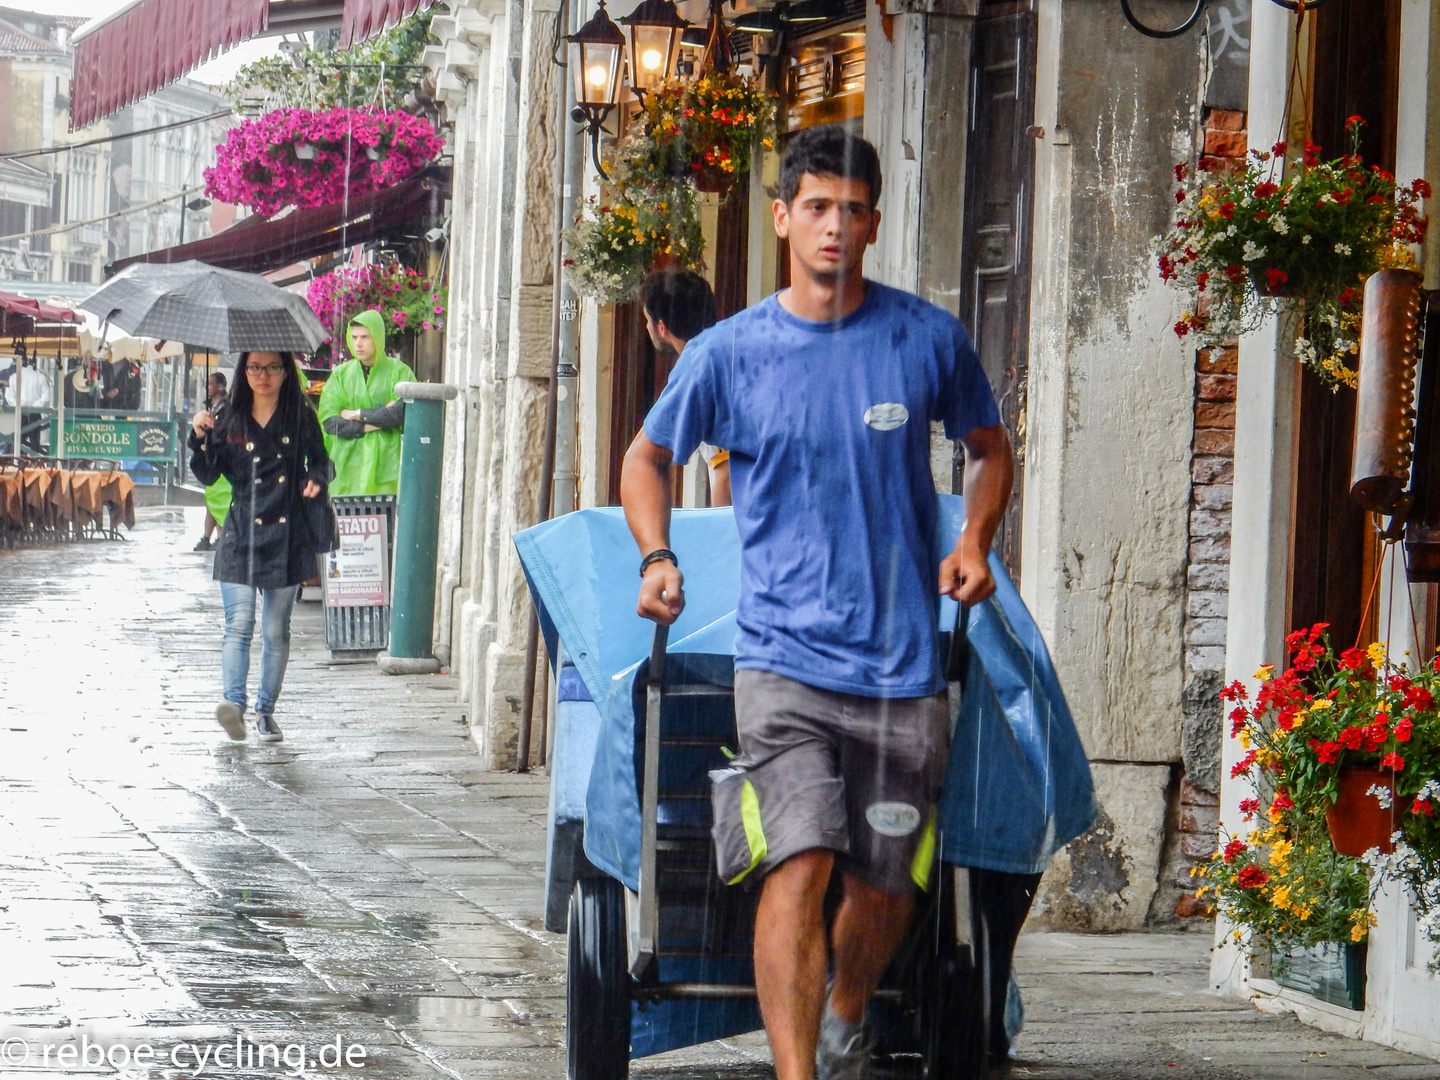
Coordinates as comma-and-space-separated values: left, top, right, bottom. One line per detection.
620, 430, 685, 623
938, 423, 1014, 606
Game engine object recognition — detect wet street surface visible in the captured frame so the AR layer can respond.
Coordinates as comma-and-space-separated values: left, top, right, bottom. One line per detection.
2, 508, 1439, 1079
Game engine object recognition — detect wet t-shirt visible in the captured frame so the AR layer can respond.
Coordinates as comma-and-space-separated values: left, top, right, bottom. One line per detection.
643, 282, 1000, 698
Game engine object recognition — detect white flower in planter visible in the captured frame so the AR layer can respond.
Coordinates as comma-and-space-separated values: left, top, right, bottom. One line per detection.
1242, 240, 1266, 261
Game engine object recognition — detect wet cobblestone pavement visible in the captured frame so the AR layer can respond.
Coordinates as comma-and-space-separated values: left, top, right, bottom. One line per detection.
2, 509, 1438, 1079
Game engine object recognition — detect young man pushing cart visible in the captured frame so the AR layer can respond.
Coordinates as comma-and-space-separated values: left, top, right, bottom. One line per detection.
621, 125, 1014, 1080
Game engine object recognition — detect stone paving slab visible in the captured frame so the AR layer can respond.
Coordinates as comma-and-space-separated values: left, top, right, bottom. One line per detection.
2, 509, 1439, 1079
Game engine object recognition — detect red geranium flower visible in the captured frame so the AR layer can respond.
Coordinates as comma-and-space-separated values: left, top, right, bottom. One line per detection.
1393, 717, 1414, 742
1254, 181, 1279, 198
1239, 798, 1261, 818
1414, 798, 1434, 817
1238, 866, 1270, 889
1223, 839, 1246, 863
1264, 268, 1289, 292
1381, 752, 1405, 771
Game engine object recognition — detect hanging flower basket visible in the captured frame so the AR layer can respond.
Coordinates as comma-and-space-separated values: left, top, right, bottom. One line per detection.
305, 259, 447, 353
1199, 625, 1440, 974
1157, 116, 1430, 388
205, 107, 444, 215
562, 131, 706, 305
641, 71, 775, 195
1326, 767, 1396, 857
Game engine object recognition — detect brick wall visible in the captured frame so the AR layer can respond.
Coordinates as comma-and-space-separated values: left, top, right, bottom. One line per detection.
1171, 107, 1244, 920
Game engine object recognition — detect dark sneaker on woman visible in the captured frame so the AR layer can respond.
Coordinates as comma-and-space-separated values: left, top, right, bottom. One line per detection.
216, 702, 245, 740
254, 715, 284, 743
193, 536, 213, 551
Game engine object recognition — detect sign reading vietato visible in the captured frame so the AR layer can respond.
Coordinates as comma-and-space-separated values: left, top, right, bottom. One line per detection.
325, 514, 388, 607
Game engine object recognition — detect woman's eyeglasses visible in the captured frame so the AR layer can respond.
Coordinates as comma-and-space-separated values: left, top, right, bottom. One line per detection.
246, 364, 285, 376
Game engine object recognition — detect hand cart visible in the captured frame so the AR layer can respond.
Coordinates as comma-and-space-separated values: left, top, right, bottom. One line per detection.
512, 500, 1096, 1080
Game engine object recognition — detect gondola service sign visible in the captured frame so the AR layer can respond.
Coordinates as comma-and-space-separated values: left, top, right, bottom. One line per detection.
325, 514, 388, 607
63, 419, 172, 459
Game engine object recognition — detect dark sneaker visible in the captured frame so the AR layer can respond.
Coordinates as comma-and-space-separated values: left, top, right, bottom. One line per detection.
254, 714, 284, 743
216, 702, 245, 740
816, 1002, 872, 1080
193, 536, 213, 551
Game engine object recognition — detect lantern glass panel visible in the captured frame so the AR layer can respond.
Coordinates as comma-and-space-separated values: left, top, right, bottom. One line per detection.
570, 39, 622, 108
626, 24, 680, 91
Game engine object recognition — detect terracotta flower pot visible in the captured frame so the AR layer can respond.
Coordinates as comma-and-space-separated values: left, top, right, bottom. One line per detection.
1325, 767, 1396, 856
693, 169, 735, 195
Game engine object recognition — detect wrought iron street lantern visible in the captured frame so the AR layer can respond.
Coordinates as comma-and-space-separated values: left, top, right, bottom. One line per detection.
567, 1, 627, 175
619, 0, 689, 95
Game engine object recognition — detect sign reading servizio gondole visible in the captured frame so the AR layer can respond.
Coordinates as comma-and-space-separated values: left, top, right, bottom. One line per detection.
63, 419, 172, 460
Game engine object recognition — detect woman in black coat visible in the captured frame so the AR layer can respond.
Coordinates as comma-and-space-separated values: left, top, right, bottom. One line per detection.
189, 351, 333, 744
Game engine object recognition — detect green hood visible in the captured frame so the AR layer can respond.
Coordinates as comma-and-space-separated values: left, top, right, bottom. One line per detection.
347, 309, 389, 363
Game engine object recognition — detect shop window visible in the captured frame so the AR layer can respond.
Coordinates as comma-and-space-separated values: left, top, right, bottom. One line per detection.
783, 28, 865, 132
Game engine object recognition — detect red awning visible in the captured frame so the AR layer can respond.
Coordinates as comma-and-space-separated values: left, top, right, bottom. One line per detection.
0, 291, 79, 340
69, 0, 431, 130
71, 0, 269, 130
0, 291, 79, 323
109, 171, 447, 276
340, 0, 434, 48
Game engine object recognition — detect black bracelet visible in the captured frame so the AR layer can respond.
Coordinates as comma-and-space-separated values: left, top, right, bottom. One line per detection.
640, 548, 678, 577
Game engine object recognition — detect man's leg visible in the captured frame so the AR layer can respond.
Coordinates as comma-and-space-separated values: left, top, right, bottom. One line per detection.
828, 874, 913, 1024
754, 847, 834, 1080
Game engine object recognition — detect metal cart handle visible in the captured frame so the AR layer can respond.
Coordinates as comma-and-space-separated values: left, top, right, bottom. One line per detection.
944, 601, 970, 688
635, 621, 669, 979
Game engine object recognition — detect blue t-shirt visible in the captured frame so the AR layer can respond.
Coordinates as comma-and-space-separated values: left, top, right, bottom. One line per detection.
644, 282, 1001, 698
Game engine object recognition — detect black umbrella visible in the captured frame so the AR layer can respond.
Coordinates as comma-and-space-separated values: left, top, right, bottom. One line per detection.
79, 260, 328, 353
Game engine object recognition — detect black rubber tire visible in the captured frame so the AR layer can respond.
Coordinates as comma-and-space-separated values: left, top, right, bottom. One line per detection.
566, 875, 630, 1080
919, 867, 990, 1080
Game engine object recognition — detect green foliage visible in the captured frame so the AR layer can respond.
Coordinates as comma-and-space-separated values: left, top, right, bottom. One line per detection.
226, 12, 435, 114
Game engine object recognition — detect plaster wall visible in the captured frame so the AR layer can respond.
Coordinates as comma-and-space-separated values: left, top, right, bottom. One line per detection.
1022, 0, 1199, 928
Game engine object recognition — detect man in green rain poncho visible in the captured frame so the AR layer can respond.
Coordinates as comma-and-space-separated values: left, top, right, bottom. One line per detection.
317, 309, 416, 495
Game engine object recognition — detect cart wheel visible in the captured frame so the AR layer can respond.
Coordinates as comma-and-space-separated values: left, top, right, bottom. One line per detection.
919, 868, 989, 1080
567, 875, 630, 1080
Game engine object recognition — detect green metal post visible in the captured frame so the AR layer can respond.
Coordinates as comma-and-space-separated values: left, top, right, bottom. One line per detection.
378, 381, 457, 676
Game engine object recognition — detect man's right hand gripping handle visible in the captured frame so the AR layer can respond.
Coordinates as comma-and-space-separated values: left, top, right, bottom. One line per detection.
638, 561, 685, 624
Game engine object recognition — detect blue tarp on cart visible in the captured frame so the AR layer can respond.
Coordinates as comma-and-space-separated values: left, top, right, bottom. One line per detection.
514, 496, 1096, 1058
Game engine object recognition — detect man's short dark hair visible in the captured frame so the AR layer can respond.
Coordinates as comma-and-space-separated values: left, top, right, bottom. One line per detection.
779, 125, 883, 208
640, 269, 718, 343
209, 371, 226, 390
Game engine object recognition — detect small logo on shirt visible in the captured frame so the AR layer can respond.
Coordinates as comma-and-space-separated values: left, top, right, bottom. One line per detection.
866, 802, 921, 837
863, 403, 909, 431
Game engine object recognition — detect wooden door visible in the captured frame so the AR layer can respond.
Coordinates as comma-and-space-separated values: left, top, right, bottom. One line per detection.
1288, 0, 1401, 646
957, 2, 1037, 580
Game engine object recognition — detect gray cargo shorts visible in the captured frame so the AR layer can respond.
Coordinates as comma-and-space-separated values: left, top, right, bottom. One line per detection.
710, 668, 951, 896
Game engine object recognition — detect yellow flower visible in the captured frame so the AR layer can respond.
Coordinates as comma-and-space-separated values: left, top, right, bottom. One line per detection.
1367, 642, 1388, 666
1270, 884, 1291, 908
1255, 665, 1275, 682
1238, 728, 1252, 748
1307, 699, 1333, 712
1269, 838, 1293, 867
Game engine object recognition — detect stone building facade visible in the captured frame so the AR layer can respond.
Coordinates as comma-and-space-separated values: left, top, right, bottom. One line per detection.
421, 0, 1257, 933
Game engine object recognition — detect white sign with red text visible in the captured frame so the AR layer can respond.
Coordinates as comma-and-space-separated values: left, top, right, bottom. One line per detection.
325, 514, 388, 607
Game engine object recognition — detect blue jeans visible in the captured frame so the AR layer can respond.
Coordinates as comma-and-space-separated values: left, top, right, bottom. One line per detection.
220, 583, 299, 717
